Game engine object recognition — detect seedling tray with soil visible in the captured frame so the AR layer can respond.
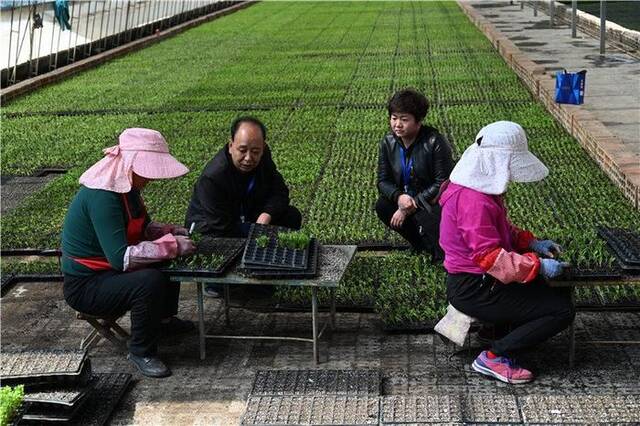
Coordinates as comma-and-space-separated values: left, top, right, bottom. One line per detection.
22, 388, 91, 422
242, 224, 312, 270
597, 226, 640, 270
0, 350, 90, 387
239, 238, 319, 279
161, 237, 245, 278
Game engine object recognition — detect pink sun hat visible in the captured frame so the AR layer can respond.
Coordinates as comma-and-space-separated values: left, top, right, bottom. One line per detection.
79, 128, 189, 193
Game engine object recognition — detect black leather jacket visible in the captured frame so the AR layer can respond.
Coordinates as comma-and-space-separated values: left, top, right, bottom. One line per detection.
377, 125, 454, 209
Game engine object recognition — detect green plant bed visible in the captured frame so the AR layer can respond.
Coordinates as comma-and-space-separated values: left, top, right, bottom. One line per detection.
1, 258, 61, 276
2, 1, 640, 299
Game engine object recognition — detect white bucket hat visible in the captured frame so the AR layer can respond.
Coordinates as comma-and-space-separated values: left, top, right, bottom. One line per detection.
449, 121, 548, 195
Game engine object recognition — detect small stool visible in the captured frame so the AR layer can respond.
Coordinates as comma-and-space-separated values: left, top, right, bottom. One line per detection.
76, 312, 130, 352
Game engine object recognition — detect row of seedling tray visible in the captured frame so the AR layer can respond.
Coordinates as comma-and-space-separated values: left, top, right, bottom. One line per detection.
0, 349, 131, 425
162, 225, 319, 279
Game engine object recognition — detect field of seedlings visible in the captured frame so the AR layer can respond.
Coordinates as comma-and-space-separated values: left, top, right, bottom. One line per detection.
2, 2, 639, 325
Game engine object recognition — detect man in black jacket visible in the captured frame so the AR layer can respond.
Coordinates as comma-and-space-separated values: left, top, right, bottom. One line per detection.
186, 116, 301, 238
376, 89, 454, 261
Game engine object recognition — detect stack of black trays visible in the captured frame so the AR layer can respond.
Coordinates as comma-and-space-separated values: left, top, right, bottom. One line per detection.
597, 226, 640, 274
240, 224, 319, 278
0, 349, 132, 425
161, 237, 246, 278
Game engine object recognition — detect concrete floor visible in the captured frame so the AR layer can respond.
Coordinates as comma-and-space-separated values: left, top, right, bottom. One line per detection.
2, 280, 640, 424
469, 1, 640, 159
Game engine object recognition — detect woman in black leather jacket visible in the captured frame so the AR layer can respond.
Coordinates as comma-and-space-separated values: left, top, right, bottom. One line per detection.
376, 89, 454, 262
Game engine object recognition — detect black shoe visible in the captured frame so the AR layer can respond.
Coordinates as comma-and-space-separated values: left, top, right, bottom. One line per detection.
160, 316, 195, 336
127, 353, 171, 378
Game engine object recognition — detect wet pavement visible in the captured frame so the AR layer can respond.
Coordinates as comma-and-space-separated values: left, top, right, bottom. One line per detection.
2, 280, 639, 424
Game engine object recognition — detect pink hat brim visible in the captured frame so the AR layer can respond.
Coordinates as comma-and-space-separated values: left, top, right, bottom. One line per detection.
132, 152, 189, 180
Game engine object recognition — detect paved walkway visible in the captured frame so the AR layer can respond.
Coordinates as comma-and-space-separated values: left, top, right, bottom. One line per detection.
2, 281, 640, 424
468, 1, 640, 159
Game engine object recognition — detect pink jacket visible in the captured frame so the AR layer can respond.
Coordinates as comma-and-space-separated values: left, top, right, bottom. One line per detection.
439, 182, 540, 284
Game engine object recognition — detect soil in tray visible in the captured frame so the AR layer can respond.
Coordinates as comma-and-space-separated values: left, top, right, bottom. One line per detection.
242, 224, 311, 270
162, 237, 245, 276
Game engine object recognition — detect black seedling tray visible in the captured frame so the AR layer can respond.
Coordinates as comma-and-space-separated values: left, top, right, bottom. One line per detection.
161, 237, 245, 278
24, 381, 94, 408
69, 373, 132, 426
22, 391, 90, 422
239, 239, 319, 279
0, 350, 89, 386
242, 224, 310, 270
558, 266, 625, 281
597, 226, 640, 269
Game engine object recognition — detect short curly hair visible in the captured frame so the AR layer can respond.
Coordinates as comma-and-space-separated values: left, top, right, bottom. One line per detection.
387, 88, 430, 122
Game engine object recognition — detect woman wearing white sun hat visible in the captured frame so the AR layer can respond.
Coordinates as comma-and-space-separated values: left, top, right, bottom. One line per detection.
61, 128, 196, 378
438, 121, 575, 384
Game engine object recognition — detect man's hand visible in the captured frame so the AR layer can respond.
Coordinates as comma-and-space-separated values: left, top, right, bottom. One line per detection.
256, 212, 272, 225
171, 225, 190, 236
175, 235, 196, 256
390, 209, 407, 229
397, 194, 417, 215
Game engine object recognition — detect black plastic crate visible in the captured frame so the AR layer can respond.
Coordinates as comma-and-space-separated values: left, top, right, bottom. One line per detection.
161, 237, 245, 278
239, 238, 319, 279
597, 226, 640, 270
242, 224, 311, 270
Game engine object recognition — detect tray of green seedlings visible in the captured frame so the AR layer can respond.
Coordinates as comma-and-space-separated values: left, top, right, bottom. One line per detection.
161, 236, 246, 278
241, 224, 313, 271
597, 226, 640, 271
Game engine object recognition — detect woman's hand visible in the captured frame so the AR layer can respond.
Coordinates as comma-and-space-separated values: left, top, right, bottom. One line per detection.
397, 194, 417, 215
390, 209, 407, 229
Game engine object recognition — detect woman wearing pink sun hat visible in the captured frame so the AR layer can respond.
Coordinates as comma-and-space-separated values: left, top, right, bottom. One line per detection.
61, 128, 195, 378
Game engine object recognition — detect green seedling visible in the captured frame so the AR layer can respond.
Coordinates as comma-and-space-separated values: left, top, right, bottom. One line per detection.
277, 231, 310, 250
256, 235, 270, 249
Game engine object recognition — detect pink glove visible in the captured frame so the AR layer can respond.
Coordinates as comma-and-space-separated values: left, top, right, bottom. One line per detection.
124, 234, 178, 271
145, 222, 189, 239
175, 235, 196, 256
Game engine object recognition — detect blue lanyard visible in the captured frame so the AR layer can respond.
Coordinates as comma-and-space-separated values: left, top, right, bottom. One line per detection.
399, 145, 413, 194
240, 176, 256, 223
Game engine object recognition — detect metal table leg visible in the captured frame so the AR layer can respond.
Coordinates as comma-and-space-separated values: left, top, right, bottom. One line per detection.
330, 288, 336, 330
312, 287, 319, 364
568, 286, 576, 368
197, 281, 206, 360
224, 283, 230, 326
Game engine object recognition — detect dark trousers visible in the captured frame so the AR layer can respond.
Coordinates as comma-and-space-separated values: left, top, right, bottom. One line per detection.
375, 196, 443, 260
64, 269, 180, 357
446, 273, 575, 357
